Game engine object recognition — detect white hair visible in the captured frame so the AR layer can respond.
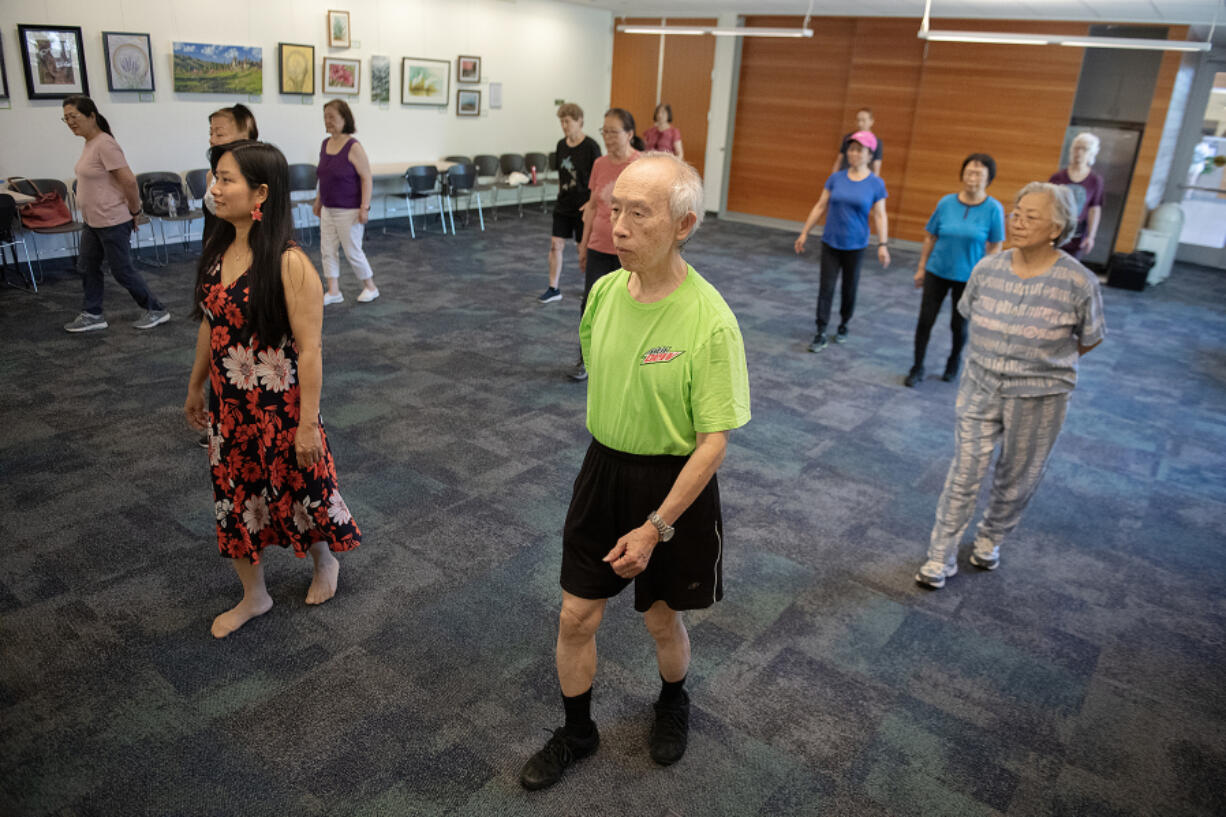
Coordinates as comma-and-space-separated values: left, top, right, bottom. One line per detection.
1015, 181, 1078, 246
1072, 132, 1101, 166
639, 151, 705, 240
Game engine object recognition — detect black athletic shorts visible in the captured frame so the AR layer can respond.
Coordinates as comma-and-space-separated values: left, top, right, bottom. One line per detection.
552, 210, 584, 241
561, 439, 724, 613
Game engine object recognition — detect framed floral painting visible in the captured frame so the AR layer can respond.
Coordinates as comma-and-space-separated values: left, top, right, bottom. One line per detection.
102, 31, 153, 92
400, 57, 448, 106
323, 57, 359, 95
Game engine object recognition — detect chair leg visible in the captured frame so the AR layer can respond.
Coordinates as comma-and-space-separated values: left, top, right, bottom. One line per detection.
446, 195, 456, 234
517, 186, 524, 218
476, 192, 485, 231
437, 193, 448, 235
405, 195, 416, 239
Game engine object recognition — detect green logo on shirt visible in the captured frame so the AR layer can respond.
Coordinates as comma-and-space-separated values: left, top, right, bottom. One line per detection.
641, 346, 684, 365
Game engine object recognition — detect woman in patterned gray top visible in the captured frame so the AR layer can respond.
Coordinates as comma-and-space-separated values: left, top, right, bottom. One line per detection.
916, 182, 1106, 589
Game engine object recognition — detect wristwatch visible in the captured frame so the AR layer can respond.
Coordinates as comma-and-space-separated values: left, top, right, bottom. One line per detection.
647, 511, 675, 543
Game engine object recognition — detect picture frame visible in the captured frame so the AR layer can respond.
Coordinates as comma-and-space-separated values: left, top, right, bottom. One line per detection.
278, 43, 315, 95
173, 42, 262, 94
323, 57, 359, 95
457, 55, 481, 84
370, 55, 389, 103
456, 88, 480, 117
400, 57, 449, 107
0, 37, 9, 101
328, 10, 351, 49
17, 24, 88, 99
102, 31, 154, 92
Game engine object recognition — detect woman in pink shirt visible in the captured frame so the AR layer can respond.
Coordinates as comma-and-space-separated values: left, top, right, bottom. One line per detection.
61, 96, 169, 333
642, 103, 683, 160
571, 107, 643, 380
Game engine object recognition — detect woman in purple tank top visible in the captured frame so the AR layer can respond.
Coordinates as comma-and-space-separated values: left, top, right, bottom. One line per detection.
313, 99, 379, 304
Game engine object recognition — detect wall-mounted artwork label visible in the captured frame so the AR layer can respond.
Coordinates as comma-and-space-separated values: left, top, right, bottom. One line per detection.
174, 42, 262, 94
401, 57, 449, 106
103, 32, 154, 92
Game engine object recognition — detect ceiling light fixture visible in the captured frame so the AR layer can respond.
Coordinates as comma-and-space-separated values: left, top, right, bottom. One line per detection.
617, 0, 815, 39
917, 0, 1216, 52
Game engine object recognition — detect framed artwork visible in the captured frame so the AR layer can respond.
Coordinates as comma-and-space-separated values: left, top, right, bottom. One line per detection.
328, 10, 351, 48
323, 57, 359, 95
457, 55, 481, 84
456, 88, 480, 117
17, 24, 88, 99
173, 42, 262, 94
400, 57, 449, 106
102, 31, 154, 92
370, 55, 389, 103
278, 43, 315, 94
0, 37, 9, 101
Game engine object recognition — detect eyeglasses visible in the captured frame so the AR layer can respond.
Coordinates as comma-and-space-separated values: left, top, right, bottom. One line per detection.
599, 128, 626, 136
61, 115, 82, 123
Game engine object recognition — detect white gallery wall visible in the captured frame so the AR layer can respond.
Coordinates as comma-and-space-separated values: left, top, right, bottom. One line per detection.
0, 0, 614, 179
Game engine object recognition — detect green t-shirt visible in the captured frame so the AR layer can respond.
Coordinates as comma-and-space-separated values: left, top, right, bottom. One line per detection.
580, 265, 751, 455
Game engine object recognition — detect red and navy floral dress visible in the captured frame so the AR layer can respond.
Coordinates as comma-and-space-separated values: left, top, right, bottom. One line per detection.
202, 256, 361, 563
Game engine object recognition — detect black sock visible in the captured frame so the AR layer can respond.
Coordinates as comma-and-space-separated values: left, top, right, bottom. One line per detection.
658, 675, 687, 704
562, 688, 594, 735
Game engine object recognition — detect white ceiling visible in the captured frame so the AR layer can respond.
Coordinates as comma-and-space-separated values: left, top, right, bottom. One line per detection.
554, 0, 1225, 26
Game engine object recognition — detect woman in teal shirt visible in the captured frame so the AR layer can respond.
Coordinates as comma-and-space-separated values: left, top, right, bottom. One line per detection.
906, 154, 1004, 387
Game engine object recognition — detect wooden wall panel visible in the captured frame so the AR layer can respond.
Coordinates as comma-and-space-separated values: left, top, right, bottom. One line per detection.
610, 18, 716, 180
899, 19, 1089, 242
610, 17, 660, 140
841, 19, 926, 226
1116, 28, 1188, 252
660, 21, 716, 180
726, 16, 856, 220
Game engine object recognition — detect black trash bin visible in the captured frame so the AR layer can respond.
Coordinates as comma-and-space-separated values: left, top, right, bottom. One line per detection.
1106, 250, 1156, 291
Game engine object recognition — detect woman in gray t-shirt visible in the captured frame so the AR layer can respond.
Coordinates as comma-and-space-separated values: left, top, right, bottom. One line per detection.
916, 182, 1106, 589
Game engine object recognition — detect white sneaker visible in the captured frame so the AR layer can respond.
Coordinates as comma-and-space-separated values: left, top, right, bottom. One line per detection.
357, 287, 380, 303
915, 559, 958, 589
323, 292, 344, 305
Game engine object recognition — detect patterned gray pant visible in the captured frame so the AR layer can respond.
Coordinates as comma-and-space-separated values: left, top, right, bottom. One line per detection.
927, 378, 1070, 566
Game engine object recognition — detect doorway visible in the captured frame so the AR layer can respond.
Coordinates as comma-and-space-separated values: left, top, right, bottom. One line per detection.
1174, 58, 1226, 269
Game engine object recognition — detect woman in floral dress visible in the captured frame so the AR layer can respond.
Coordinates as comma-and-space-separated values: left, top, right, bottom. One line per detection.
184, 140, 360, 639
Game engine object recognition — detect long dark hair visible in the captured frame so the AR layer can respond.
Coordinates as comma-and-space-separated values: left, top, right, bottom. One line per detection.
606, 107, 645, 151
193, 141, 294, 347
63, 95, 113, 136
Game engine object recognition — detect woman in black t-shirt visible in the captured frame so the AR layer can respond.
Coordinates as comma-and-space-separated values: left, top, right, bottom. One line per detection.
539, 102, 602, 304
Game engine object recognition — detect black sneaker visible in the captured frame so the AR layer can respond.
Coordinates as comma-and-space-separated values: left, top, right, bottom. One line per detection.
519, 725, 600, 790
904, 367, 924, 388
197, 431, 209, 449
807, 333, 828, 353
942, 361, 960, 382
649, 691, 690, 765
538, 286, 562, 304
569, 363, 588, 381
834, 325, 849, 343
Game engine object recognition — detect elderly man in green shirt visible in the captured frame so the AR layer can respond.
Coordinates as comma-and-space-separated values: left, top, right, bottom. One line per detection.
520, 153, 751, 791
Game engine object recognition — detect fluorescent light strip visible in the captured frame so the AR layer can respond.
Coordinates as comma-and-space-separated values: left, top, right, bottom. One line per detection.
919, 29, 1211, 52
617, 24, 814, 38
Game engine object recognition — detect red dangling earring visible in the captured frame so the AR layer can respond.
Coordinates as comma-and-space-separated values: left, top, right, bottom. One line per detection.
251, 202, 263, 222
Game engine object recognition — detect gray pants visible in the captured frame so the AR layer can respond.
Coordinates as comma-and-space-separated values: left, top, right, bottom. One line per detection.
927, 377, 1070, 566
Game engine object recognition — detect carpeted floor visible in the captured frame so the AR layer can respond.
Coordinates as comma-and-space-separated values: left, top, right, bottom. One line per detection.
1, 205, 1224, 817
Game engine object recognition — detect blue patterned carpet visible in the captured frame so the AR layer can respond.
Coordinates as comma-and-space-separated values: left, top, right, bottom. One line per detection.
1, 207, 1224, 817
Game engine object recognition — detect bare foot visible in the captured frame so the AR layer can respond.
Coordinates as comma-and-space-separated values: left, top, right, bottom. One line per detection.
306, 553, 339, 605
211, 593, 274, 638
